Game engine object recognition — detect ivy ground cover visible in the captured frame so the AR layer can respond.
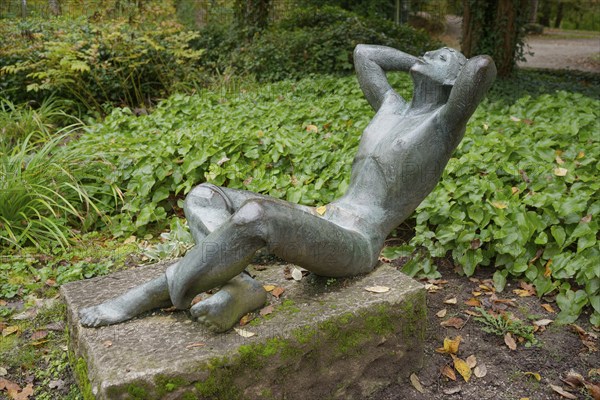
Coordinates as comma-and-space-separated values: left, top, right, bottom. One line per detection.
73, 74, 599, 325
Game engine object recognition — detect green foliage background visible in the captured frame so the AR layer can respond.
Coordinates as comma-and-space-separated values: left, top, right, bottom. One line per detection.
68, 74, 600, 325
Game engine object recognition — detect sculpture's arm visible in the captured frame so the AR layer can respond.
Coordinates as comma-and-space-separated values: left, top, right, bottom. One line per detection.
354, 44, 420, 112
440, 55, 497, 131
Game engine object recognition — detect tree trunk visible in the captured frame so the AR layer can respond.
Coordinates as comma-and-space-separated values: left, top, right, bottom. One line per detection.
554, 1, 564, 28
235, 0, 272, 32
400, 0, 410, 24
21, 0, 27, 18
461, 0, 528, 77
49, 0, 61, 16
529, 0, 538, 23
539, 0, 551, 26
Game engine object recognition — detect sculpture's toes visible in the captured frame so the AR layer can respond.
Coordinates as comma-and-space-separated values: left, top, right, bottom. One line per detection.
79, 306, 102, 327
190, 302, 226, 332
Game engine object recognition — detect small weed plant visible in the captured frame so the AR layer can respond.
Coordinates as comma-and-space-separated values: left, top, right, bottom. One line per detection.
474, 307, 538, 347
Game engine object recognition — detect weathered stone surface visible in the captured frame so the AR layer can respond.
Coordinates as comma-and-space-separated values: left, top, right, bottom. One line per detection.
62, 261, 425, 400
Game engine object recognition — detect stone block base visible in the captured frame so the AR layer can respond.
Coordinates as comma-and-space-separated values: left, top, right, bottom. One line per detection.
61, 262, 425, 399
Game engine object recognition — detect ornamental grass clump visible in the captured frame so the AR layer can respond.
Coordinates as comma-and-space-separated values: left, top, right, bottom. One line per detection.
0, 128, 116, 251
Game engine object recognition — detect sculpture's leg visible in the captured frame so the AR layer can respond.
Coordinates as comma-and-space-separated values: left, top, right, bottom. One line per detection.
79, 274, 171, 327
166, 198, 377, 332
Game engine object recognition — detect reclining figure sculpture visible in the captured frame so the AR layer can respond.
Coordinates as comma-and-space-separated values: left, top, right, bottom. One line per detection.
80, 45, 496, 332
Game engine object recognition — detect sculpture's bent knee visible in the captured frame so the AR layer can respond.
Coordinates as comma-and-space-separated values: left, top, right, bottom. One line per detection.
231, 200, 266, 227
184, 183, 232, 215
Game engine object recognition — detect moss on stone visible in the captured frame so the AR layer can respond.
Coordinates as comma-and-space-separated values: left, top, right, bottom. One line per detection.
126, 384, 149, 399
155, 375, 190, 396
66, 327, 95, 400
191, 290, 426, 399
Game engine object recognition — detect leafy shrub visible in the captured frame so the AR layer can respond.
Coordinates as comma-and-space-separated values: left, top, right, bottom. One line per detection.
405, 91, 599, 325
0, 125, 118, 250
193, 5, 442, 81
71, 74, 401, 236
0, 10, 203, 115
70, 73, 598, 324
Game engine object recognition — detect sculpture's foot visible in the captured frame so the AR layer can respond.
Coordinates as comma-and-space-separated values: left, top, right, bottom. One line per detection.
190, 273, 267, 333
79, 301, 138, 327
79, 275, 170, 327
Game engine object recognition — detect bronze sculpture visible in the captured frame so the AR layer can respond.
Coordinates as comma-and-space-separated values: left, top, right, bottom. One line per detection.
80, 45, 496, 332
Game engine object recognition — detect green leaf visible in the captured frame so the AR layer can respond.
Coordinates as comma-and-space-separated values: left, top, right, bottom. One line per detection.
493, 270, 508, 292
550, 226, 566, 247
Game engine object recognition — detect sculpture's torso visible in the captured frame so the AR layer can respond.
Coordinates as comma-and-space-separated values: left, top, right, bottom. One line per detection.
327, 91, 465, 239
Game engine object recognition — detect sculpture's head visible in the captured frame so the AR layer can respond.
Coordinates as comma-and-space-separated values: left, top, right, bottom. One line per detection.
410, 47, 467, 86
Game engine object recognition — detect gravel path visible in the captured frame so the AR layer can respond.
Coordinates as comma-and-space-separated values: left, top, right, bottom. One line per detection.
442, 16, 600, 73
519, 35, 600, 72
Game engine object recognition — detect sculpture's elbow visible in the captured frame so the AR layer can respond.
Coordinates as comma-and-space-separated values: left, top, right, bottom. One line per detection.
474, 55, 497, 80
353, 45, 368, 63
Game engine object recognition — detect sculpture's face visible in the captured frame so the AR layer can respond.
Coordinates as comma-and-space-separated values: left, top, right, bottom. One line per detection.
410, 47, 466, 86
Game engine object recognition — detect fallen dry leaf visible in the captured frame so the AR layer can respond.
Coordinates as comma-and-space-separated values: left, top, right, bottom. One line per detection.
424, 283, 440, 293
513, 289, 533, 297
474, 364, 487, 378
315, 205, 326, 215
562, 370, 585, 388
436, 309, 447, 318
271, 287, 285, 299
10, 383, 34, 400
533, 319, 553, 327
409, 373, 425, 393
452, 355, 472, 382
428, 279, 449, 285
466, 355, 477, 369
263, 285, 276, 292
291, 268, 303, 281
436, 336, 462, 355
589, 368, 600, 377
491, 201, 507, 209
465, 298, 481, 307
479, 284, 494, 292
259, 305, 274, 316
441, 317, 466, 330
444, 297, 458, 305
102, 340, 112, 348
524, 372, 541, 381
234, 328, 256, 338
464, 309, 481, 317
306, 124, 319, 133
0, 378, 20, 392
2, 326, 19, 337
549, 384, 577, 399
185, 342, 206, 349
554, 167, 568, 176
239, 313, 255, 326
365, 286, 390, 293
571, 324, 599, 352
504, 332, 517, 350
48, 379, 65, 390
443, 385, 462, 395
541, 303, 556, 313
30, 330, 48, 341
441, 365, 457, 381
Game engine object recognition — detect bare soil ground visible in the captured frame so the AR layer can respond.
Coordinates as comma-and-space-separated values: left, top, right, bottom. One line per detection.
372, 261, 599, 400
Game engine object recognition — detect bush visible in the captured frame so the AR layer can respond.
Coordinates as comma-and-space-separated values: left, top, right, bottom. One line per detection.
69, 73, 599, 324
398, 91, 599, 325
193, 6, 442, 81
0, 103, 119, 250
0, 11, 203, 115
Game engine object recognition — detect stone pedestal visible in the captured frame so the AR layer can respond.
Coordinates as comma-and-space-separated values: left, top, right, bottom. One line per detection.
61, 261, 425, 400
